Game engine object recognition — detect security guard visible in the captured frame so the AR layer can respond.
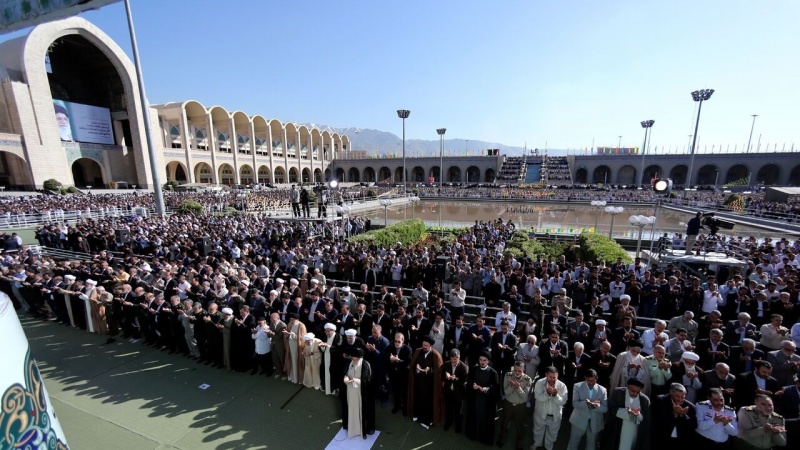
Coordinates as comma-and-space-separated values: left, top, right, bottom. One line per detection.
696, 388, 738, 449
736, 394, 787, 450
497, 361, 533, 449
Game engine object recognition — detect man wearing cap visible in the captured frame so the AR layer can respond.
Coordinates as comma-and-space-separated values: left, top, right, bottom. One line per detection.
251, 316, 273, 376
652, 383, 697, 447
302, 332, 323, 389
604, 377, 651, 450
283, 313, 307, 384
408, 336, 444, 429
567, 369, 608, 450
319, 322, 343, 395
670, 351, 704, 403
464, 350, 499, 445
342, 347, 376, 439
610, 339, 651, 396
442, 348, 468, 433
78, 279, 99, 333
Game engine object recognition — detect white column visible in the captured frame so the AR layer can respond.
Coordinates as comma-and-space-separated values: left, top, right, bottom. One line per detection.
180, 109, 194, 183
230, 117, 241, 185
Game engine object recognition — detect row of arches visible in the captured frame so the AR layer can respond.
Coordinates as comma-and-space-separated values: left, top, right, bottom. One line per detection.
333, 166, 496, 183
166, 161, 324, 185
574, 163, 796, 186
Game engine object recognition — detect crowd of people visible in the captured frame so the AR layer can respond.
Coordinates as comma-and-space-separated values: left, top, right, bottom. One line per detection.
541, 156, 572, 182
2, 201, 799, 449
497, 157, 528, 182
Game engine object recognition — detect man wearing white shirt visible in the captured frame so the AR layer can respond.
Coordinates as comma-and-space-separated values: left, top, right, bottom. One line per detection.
702, 283, 725, 314
532, 366, 568, 450
609, 275, 626, 302
251, 316, 273, 376
642, 320, 669, 356
494, 302, 517, 330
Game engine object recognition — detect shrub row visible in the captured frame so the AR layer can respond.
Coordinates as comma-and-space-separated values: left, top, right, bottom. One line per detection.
347, 219, 427, 247
578, 232, 632, 265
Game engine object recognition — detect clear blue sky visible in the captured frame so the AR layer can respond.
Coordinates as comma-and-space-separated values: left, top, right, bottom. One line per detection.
3, 0, 799, 152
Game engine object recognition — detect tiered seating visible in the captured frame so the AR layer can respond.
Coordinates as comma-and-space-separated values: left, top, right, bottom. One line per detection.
495, 156, 527, 183
541, 155, 572, 184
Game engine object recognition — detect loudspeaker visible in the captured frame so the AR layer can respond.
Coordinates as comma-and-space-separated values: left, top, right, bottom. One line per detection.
115, 229, 130, 244
195, 236, 212, 256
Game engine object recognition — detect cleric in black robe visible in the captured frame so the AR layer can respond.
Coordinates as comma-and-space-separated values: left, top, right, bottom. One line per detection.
231, 306, 256, 372
341, 347, 376, 439
464, 350, 499, 445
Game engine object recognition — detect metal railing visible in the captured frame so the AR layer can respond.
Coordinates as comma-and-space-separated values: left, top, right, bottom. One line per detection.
0, 206, 162, 229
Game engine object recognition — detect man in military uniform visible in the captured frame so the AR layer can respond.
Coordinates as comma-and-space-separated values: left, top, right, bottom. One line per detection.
736, 394, 787, 450
496, 361, 532, 449
696, 388, 738, 449
645, 344, 673, 397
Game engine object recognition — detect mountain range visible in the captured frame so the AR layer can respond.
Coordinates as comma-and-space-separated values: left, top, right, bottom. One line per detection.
311, 126, 568, 157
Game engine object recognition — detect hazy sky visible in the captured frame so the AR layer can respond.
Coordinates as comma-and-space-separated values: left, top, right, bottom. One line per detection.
2, 0, 798, 151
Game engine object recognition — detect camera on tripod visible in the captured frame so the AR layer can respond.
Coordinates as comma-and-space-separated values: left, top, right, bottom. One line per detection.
700, 213, 735, 235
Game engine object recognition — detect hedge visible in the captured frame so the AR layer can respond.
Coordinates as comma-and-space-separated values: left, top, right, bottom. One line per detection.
347, 219, 426, 247
578, 232, 632, 265
504, 230, 545, 259
177, 200, 204, 214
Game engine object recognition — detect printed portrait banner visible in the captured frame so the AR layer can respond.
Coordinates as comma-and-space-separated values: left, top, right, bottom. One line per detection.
54, 99, 115, 145
0, 292, 69, 449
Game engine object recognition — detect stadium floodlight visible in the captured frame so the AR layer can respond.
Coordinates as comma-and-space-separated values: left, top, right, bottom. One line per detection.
653, 178, 672, 194
328, 179, 339, 189
687, 89, 715, 194
639, 120, 655, 187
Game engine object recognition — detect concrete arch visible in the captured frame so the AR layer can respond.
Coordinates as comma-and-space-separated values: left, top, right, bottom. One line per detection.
302, 167, 312, 183
257, 165, 271, 184
218, 163, 235, 185
616, 165, 636, 185
324, 168, 331, 181
298, 125, 311, 160
412, 166, 425, 182
378, 167, 391, 182
240, 164, 254, 184
232, 111, 251, 155
288, 167, 299, 183
697, 164, 718, 186
274, 166, 286, 183
321, 130, 332, 160
71, 158, 105, 188
313, 168, 322, 183
756, 164, 780, 185
363, 167, 376, 183
448, 166, 462, 183
431, 166, 441, 183
467, 166, 481, 182
165, 161, 189, 183
669, 165, 688, 185
725, 164, 749, 184
194, 162, 213, 184
209, 106, 232, 153
335, 167, 344, 182
485, 168, 495, 183
182, 100, 210, 151
593, 165, 611, 184
789, 165, 800, 186
252, 115, 270, 156
332, 133, 341, 159
0, 152, 34, 189
574, 168, 588, 184
285, 123, 299, 158
348, 167, 360, 182
394, 166, 405, 183
642, 164, 662, 184
269, 119, 285, 156
310, 128, 322, 161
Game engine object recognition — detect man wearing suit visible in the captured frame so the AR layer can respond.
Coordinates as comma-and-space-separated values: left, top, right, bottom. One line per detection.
407, 307, 432, 349
695, 328, 730, 370
444, 315, 469, 356
723, 312, 757, 346
441, 349, 469, 433
542, 305, 568, 338
611, 316, 641, 355
490, 320, 517, 377
567, 369, 608, 450
651, 383, 697, 446
363, 263, 378, 292
734, 360, 781, 408
353, 303, 374, 339
729, 338, 765, 375
334, 304, 356, 336
386, 332, 413, 415
666, 328, 696, 363
701, 362, 737, 406
372, 303, 392, 331
767, 341, 800, 387
539, 329, 569, 377
590, 340, 616, 389
268, 312, 287, 379
565, 342, 593, 388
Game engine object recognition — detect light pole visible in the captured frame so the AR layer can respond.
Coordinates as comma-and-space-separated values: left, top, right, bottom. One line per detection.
639, 120, 655, 187
618, 136, 622, 149
605, 206, 624, 238
397, 110, 410, 195
746, 114, 758, 153
686, 89, 714, 195
380, 198, 393, 227
629, 214, 656, 258
714, 169, 719, 190
437, 128, 446, 185
591, 200, 607, 232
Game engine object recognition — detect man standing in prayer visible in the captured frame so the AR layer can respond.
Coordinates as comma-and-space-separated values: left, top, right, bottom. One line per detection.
464, 350, 499, 445
319, 322, 342, 395
268, 312, 287, 380
282, 313, 307, 384
610, 339, 651, 396
567, 369, 608, 450
441, 349, 468, 433
532, 366, 569, 450
342, 347, 376, 439
251, 316, 273, 376
407, 336, 444, 429
302, 332, 322, 389
604, 377, 651, 450
496, 361, 533, 450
